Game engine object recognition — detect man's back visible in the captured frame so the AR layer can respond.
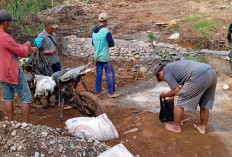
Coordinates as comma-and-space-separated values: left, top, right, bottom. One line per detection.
163, 60, 213, 89
92, 27, 111, 62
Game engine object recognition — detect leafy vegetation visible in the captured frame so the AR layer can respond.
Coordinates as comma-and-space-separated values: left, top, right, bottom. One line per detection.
22, 27, 32, 35
7, 0, 52, 21
193, 19, 215, 38
192, 43, 205, 50
184, 13, 200, 22
185, 55, 207, 63
148, 32, 158, 42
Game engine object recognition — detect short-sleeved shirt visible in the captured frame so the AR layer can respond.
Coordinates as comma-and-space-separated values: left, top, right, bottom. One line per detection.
37, 30, 59, 64
163, 60, 213, 90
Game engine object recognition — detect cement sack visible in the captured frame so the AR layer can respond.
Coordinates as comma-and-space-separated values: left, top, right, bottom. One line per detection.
34, 75, 56, 96
65, 113, 119, 141
98, 144, 134, 157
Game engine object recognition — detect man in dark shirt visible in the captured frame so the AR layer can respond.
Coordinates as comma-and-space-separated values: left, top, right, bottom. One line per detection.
227, 23, 232, 71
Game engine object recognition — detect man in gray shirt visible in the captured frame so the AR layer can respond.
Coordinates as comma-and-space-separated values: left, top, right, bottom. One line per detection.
154, 60, 217, 134
37, 16, 61, 73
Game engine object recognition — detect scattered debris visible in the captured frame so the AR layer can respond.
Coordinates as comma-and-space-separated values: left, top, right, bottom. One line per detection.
222, 84, 230, 90
155, 20, 177, 27
168, 33, 180, 40
123, 128, 139, 134
64, 106, 74, 110
98, 144, 134, 157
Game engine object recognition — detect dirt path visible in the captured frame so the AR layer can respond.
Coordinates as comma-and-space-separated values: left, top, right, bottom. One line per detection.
101, 56, 232, 156
0, 55, 231, 156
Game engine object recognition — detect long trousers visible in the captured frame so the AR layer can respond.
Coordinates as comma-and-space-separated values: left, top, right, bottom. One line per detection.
95, 61, 116, 94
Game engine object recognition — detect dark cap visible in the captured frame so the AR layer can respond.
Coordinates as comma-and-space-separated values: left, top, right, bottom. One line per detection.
153, 63, 164, 82
0, 10, 16, 22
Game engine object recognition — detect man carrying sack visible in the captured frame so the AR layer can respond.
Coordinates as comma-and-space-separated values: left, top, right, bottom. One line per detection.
154, 60, 217, 134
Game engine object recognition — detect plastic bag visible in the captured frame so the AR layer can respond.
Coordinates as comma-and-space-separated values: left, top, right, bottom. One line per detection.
98, 144, 134, 157
34, 75, 56, 96
159, 97, 174, 122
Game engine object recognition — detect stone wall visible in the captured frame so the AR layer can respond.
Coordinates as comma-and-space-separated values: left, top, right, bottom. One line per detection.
62, 35, 230, 63
62, 35, 184, 63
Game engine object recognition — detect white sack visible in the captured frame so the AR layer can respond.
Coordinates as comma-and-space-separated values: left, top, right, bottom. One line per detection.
65, 113, 119, 141
98, 144, 134, 157
34, 75, 56, 96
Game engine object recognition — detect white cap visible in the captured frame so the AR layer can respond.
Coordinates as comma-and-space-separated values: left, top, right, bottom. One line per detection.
98, 13, 109, 22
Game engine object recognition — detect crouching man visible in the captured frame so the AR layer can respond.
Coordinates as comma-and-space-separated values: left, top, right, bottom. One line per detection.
0, 10, 38, 123
154, 60, 217, 134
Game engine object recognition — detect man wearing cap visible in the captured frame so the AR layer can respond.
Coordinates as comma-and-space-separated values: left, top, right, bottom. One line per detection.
154, 60, 217, 134
37, 16, 61, 73
92, 13, 119, 98
0, 10, 39, 123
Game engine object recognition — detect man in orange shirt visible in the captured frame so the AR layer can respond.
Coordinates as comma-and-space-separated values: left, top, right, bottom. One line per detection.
0, 10, 38, 123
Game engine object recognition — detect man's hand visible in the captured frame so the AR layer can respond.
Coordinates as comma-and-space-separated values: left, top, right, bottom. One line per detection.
44, 50, 57, 54
168, 96, 174, 102
30, 47, 39, 53
50, 50, 57, 54
160, 92, 166, 98
24, 41, 31, 47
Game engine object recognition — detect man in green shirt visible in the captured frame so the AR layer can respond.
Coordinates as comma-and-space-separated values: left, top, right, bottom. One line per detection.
92, 13, 119, 98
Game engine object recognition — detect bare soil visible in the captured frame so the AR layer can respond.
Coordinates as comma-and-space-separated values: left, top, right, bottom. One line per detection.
0, 55, 232, 156
1, 0, 232, 156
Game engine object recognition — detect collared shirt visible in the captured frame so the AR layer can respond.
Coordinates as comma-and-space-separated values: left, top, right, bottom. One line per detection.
37, 30, 59, 64
0, 29, 30, 84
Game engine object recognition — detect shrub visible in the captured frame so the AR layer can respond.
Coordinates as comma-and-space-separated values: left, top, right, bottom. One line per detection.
8, 0, 52, 21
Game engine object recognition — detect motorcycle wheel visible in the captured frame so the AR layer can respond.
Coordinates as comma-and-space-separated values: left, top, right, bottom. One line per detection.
76, 91, 104, 117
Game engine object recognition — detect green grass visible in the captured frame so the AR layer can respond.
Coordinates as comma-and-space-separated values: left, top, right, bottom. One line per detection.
184, 13, 201, 22
193, 19, 215, 38
186, 56, 207, 63
191, 43, 205, 50
22, 27, 32, 35
147, 32, 158, 42
7, 0, 52, 21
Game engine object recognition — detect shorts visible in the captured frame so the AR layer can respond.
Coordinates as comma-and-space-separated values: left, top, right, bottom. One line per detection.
0, 68, 32, 103
175, 68, 217, 110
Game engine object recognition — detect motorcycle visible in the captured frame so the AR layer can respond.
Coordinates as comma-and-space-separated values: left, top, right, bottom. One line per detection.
22, 38, 103, 124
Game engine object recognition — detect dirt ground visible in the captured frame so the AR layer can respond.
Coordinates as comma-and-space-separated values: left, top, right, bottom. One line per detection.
0, 55, 232, 157
12, 0, 232, 50
1, 0, 232, 156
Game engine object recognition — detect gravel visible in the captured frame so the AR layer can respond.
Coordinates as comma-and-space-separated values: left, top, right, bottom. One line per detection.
0, 121, 107, 157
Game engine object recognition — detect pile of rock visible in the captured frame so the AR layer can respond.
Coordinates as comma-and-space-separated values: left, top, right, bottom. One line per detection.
0, 121, 107, 157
